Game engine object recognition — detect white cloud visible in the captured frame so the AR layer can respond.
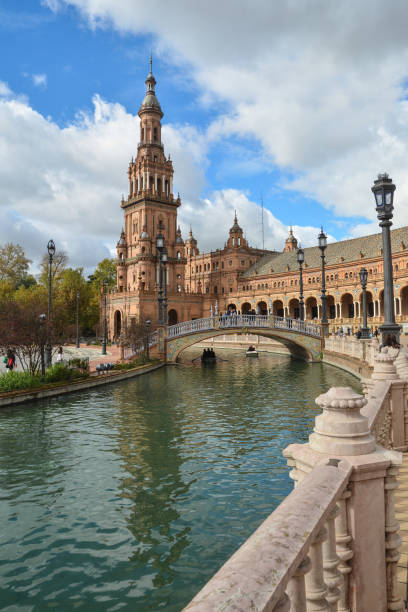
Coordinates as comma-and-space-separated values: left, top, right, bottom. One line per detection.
32, 73, 47, 88
0, 85, 321, 273
43, 0, 408, 227
0, 81, 12, 97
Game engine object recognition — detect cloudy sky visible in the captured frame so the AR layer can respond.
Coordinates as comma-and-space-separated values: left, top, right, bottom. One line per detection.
2, 1, 408, 272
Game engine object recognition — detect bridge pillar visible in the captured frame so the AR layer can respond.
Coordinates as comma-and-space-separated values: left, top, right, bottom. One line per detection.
156, 325, 167, 362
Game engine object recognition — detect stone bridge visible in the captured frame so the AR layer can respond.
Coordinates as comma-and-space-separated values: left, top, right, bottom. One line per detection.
155, 315, 324, 362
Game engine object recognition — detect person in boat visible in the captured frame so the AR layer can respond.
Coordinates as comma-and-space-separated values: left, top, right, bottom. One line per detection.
247, 345, 256, 352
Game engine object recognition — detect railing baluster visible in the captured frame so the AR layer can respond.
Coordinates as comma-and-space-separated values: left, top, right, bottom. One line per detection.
286, 555, 311, 611
335, 488, 352, 612
273, 593, 291, 611
323, 505, 342, 611
384, 464, 404, 611
305, 527, 330, 611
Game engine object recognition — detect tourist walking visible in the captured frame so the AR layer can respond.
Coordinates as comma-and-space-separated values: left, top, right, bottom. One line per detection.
56, 346, 63, 364
5, 349, 16, 372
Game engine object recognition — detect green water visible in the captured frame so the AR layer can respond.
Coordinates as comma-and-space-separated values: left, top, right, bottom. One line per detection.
0, 351, 360, 611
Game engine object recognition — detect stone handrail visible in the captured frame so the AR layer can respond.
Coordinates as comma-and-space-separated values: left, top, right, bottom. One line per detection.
325, 336, 378, 367
166, 315, 322, 340
183, 462, 352, 612
166, 317, 216, 338
183, 384, 404, 611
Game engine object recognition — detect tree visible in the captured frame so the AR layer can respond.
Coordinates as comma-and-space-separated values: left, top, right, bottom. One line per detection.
0, 243, 32, 287
89, 258, 117, 291
0, 295, 68, 374
39, 250, 69, 288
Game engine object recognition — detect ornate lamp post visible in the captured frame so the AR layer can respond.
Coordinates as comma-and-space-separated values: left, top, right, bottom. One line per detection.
297, 246, 305, 321
156, 224, 165, 324
318, 227, 328, 325
76, 291, 80, 349
45, 239, 55, 367
102, 279, 107, 355
371, 173, 401, 343
39, 313, 46, 375
359, 267, 370, 339
162, 246, 168, 325
145, 319, 151, 361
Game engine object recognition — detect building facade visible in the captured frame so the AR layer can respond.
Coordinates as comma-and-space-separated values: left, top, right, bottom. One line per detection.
106, 68, 408, 338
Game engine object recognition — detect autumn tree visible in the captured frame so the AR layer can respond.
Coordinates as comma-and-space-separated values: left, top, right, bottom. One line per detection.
88, 258, 117, 291
0, 243, 32, 288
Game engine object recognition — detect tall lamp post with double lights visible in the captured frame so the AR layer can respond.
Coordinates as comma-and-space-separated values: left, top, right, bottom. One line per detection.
162, 246, 168, 325
39, 313, 46, 376
102, 279, 107, 355
371, 173, 401, 343
45, 239, 55, 367
76, 291, 80, 349
318, 227, 328, 329
297, 246, 305, 321
359, 267, 370, 339
156, 224, 165, 324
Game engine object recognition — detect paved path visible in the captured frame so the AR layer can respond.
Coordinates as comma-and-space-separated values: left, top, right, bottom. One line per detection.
0, 344, 122, 374
395, 452, 408, 605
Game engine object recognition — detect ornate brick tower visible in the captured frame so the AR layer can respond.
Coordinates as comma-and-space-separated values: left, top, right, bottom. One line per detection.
118, 59, 186, 296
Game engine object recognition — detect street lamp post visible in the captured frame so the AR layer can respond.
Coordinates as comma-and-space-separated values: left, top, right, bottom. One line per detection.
359, 267, 370, 339
318, 227, 328, 326
156, 224, 165, 324
297, 246, 305, 321
45, 240, 55, 367
162, 247, 168, 325
145, 319, 151, 361
76, 291, 80, 349
39, 314, 46, 376
102, 279, 107, 355
371, 173, 401, 344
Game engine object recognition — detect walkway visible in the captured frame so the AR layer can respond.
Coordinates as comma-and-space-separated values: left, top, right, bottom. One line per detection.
62, 344, 121, 372
395, 452, 408, 605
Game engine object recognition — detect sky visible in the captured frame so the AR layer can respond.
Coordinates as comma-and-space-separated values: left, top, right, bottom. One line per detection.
2, 0, 408, 273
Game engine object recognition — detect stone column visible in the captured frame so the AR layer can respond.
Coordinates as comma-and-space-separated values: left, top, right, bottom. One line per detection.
284, 386, 402, 612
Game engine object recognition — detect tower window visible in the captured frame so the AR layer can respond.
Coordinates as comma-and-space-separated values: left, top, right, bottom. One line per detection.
177, 251, 181, 260
141, 127, 145, 141
154, 155, 158, 162
214, 286, 218, 293
153, 127, 158, 142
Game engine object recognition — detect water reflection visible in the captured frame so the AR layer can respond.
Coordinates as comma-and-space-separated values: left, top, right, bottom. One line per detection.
0, 351, 360, 611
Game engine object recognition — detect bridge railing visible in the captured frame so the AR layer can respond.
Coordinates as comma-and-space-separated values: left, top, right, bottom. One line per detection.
166, 314, 322, 339
218, 314, 269, 328
272, 315, 321, 337
166, 317, 216, 339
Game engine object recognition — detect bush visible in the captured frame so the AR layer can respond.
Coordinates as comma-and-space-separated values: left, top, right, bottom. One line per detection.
0, 371, 41, 392
113, 355, 159, 371
67, 357, 89, 373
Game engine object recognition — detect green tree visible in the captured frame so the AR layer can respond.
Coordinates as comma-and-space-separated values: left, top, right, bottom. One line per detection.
89, 258, 116, 291
0, 243, 32, 287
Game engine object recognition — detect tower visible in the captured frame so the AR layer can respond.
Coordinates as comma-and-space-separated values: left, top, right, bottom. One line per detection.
283, 226, 298, 252
117, 59, 185, 300
226, 213, 247, 249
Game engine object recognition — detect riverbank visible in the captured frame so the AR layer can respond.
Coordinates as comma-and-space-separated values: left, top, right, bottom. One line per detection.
0, 361, 164, 408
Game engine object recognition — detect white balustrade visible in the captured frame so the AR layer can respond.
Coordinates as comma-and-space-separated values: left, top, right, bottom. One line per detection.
166, 315, 321, 339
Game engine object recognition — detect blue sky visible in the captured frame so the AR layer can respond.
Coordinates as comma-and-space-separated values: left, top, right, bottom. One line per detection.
1, 0, 408, 269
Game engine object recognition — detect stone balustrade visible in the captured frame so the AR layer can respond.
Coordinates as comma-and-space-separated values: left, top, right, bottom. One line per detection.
123, 330, 158, 359
183, 374, 405, 611
325, 335, 378, 367
166, 314, 322, 340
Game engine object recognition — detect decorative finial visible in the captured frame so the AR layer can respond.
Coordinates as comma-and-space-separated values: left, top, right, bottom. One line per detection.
234, 209, 238, 223
149, 52, 152, 74
289, 225, 293, 235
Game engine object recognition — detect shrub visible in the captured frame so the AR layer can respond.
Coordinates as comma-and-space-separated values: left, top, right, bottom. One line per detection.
0, 371, 41, 392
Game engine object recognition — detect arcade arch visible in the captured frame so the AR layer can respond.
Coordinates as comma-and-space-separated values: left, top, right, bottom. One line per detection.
341, 293, 354, 319
273, 300, 284, 317
114, 310, 122, 338
305, 296, 318, 320
241, 302, 252, 314
168, 309, 178, 325
257, 301, 268, 315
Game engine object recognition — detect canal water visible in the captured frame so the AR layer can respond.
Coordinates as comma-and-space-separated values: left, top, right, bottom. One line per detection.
0, 351, 361, 611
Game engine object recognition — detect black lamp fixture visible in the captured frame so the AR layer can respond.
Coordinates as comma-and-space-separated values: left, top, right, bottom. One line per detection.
45, 239, 56, 367
297, 246, 305, 321
318, 227, 328, 325
371, 173, 401, 343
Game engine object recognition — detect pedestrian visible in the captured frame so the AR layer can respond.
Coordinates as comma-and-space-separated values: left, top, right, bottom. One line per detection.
6, 349, 16, 372
373, 327, 379, 338
56, 346, 63, 364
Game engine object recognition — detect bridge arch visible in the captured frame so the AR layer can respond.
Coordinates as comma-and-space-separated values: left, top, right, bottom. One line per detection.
166, 327, 321, 364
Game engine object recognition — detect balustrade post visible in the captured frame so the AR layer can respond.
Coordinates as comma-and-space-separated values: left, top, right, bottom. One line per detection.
286, 555, 311, 611
273, 593, 291, 612
284, 386, 402, 611
384, 463, 404, 611
335, 489, 353, 612
323, 505, 342, 611
305, 527, 330, 611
